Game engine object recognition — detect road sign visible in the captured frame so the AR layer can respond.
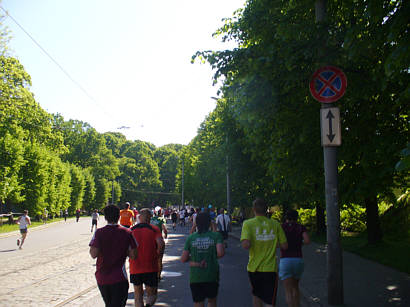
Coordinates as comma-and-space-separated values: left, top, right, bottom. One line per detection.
321, 107, 341, 146
310, 66, 347, 103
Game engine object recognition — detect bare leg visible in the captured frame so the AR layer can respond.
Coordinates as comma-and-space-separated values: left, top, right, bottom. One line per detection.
283, 278, 300, 307
133, 284, 144, 307
20, 232, 27, 249
252, 295, 266, 307
194, 301, 205, 307
145, 286, 158, 306
208, 296, 217, 307
294, 279, 301, 307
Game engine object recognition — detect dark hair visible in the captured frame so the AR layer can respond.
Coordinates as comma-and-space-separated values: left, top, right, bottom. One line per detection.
253, 198, 267, 215
104, 205, 120, 223
196, 212, 211, 233
286, 209, 298, 221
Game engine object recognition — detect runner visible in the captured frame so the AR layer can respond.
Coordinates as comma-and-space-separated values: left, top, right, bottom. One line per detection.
130, 208, 165, 307
91, 209, 99, 232
132, 207, 139, 225
16, 210, 31, 249
216, 208, 231, 248
181, 212, 225, 307
179, 209, 186, 227
76, 209, 81, 222
64, 209, 68, 221
279, 209, 310, 307
119, 202, 134, 228
241, 198, 288, 307
189, 208, 200, 234
171, 210, 178, 230
151, 209, 168, 279
42, 208, 48, 224
89, 205, 138, 307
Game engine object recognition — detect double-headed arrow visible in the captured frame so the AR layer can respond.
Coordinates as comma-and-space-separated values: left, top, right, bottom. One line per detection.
326, 110, 335, 142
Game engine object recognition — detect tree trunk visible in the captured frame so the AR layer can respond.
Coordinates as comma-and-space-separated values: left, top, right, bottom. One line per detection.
316, 202, 326, 235
365, 196, 383, 244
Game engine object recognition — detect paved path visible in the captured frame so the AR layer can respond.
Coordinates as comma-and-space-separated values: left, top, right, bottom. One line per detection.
1, 219, 409, 306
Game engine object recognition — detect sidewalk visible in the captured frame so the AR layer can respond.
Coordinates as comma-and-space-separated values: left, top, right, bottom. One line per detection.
229, 226, 410, 307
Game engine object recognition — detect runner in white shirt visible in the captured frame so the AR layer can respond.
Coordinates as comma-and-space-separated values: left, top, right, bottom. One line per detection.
91, 209, 100, 232
216, 209, 231, 247
17, 210, 31, 249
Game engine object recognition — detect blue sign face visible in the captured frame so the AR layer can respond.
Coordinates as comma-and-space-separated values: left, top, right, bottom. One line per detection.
315, 71, 342, 97
310, 66, 347, 103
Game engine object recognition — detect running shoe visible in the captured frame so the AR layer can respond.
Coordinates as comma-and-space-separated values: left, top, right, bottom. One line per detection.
17, 239, 20, 246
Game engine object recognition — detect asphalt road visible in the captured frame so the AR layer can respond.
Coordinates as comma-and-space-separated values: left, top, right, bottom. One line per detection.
0, 218, 290, 307
87, 223, 263, 306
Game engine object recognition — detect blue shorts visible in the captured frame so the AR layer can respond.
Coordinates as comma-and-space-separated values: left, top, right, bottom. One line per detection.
279, 258, 304, 280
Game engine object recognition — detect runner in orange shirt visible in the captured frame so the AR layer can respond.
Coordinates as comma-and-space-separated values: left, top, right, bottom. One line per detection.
120, 202, 134, 228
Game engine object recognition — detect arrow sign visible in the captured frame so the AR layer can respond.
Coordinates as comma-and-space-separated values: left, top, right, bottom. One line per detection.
326, 110, 335, 142
321, 107, 341, 146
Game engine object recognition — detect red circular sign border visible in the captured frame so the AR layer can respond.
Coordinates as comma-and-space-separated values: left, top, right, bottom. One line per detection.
310, 66, 347, 103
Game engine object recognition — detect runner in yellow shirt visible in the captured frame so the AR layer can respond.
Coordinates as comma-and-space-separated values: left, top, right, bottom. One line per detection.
241, 198, 288, 307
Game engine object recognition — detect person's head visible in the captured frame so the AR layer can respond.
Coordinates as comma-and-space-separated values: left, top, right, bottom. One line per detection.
252, 198, 268, 216
196, 212, 211, 233
94, 209, 98, 213
139, 208, 152, 223
219, 208, 225, 214
23, 210, 28, 215
285, 209, 298, 222
104, 205, 120, 224
125, 202, 130, 209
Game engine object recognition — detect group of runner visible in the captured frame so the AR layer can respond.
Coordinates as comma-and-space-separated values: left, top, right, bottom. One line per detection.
89, 202, 167, 307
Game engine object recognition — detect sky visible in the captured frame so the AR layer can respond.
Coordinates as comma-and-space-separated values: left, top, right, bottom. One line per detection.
1, 0, 244, 146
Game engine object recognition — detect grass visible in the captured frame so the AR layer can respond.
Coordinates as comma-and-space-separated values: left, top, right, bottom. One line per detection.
311, 232, 410, 274
0, 217, 67, 234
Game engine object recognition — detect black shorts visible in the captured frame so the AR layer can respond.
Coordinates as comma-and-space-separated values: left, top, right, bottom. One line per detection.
98, 280, 129, 307
20, 228, 27, 234
218, 231, 228, 240
248, 271, 278, 305
92, 219, 98, 225
130, 272, 158, 287
121, 224, 130, 228
190, 282, 218, 303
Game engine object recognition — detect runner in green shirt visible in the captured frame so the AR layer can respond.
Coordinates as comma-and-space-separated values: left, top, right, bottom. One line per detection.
181, 212, 225, 307
151, 209, 168, 280
241, 198, 288, 307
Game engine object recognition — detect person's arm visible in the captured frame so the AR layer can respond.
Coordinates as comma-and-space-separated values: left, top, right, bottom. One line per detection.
16, 216, 21, 224
89, 246, 100, 259
302, 231, 311, 245
279, 241, 288, 250
26, 217, 31, 225
189, 221, 196, 234
156, 236, 165, 254
216, 242, 225, 258
277, 224, 288, 250
128, 247, 138, 260
181, 250, 190, 263
162, 224, 168, 239
241, 239, 251, 250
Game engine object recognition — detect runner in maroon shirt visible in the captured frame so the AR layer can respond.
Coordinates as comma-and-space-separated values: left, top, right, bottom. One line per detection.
89, 205, 138, 307
279, 209, 310, 307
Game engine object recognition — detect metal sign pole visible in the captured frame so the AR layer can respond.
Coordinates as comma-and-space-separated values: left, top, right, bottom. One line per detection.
315, 0, 344, 304
322, 104, 344, 305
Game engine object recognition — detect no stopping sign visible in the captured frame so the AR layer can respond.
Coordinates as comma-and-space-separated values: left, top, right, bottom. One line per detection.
310, 66, 347, 103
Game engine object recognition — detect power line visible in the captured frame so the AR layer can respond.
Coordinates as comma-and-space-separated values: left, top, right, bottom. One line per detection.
0, 6, 113, 120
